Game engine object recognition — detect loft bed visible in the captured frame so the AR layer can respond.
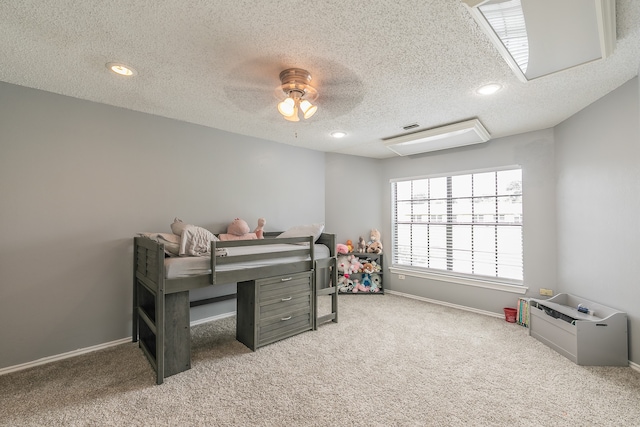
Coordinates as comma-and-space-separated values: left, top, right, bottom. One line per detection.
132, 231, 337, 384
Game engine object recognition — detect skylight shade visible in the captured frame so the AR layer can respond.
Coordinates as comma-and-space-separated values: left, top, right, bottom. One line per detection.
463, 0, 616, 82
384, 119, 490, 156
479, 0, 529, 74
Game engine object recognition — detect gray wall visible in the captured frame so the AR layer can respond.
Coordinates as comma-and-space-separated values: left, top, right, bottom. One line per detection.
324, 152, 382, 245
2, 74, 639, 370
0, 82, 325, 369
376, 129, 558, 314
555, 77, 640, 362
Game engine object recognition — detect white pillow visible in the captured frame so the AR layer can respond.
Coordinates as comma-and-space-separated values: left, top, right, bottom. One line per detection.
276, 223, 325, 243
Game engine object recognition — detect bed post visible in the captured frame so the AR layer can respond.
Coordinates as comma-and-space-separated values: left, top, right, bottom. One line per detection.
155, 248, 166, 385
132, 237, 170, 385
314, 233, 338, 328
132, 238, 138, 343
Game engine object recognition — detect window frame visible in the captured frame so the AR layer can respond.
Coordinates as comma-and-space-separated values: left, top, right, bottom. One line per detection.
390, 166, 526, 293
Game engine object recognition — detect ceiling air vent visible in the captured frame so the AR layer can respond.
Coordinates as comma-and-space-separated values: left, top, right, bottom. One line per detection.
384, 119, 490, 156
402, 123, 419, 130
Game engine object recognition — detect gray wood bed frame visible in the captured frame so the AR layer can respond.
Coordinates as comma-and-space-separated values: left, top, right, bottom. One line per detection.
132, 232, 337, 384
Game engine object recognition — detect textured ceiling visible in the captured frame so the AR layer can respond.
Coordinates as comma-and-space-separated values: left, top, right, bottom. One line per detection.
1, 1, 639, 159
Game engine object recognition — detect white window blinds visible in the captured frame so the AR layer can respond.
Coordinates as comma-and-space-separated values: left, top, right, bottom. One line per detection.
391, 168, 523, 283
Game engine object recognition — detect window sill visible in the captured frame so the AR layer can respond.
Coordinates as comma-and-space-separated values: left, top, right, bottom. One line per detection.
389, 267, 528, 295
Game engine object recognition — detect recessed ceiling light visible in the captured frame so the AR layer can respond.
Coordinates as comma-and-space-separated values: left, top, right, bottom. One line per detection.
331, 131, 347, 138
106, 62, 137, 76
476, 83, 502, 95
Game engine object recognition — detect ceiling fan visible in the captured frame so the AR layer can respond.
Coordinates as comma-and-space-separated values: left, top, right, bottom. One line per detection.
221, 56, 365, 121
275, 68, 318, 122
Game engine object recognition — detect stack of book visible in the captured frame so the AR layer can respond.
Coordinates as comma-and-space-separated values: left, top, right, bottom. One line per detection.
517, 297, 529, 327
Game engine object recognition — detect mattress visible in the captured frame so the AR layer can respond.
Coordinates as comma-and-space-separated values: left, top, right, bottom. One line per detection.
164, 243, 330, 279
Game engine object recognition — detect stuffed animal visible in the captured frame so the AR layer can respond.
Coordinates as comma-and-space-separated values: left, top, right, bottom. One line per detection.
369, 260, 382, 272
338, 276, 354, 293
367, 241, 382, 254
228, 218, 250, 235
254, 218, 266, 239
337, 243, 349, 254
352, 279, 368, 293
366, 229, 383, 253
337, 255, 351, 274
357, 236, 366, 253
361, 262, 374, 274
361, 273, 373, 292
369, 273, 381, 293
348, 255, 362, 275
346, 239, 354, 252
218, 218, 263, 241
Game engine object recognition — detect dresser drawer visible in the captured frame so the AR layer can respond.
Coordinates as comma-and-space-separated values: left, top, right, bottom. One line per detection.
257, 272, 312, 302
259, 292, 312, 321
258, 309, 313, 348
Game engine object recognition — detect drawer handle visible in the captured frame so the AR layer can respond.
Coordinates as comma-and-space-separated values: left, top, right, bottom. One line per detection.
281, 316, 292, 321
281, 296, 292, 302
281, 277, 293, 282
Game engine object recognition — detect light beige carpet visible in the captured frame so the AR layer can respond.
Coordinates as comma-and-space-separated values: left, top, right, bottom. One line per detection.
1, 294, 639, 426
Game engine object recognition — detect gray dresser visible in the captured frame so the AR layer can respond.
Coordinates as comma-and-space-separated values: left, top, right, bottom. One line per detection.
236, 271, 314, 351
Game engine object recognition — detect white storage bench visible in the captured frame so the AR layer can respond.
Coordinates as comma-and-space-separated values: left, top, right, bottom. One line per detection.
529, 293, 628, 366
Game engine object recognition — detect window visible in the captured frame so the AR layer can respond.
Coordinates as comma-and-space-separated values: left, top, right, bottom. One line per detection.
391, 167, 523, 284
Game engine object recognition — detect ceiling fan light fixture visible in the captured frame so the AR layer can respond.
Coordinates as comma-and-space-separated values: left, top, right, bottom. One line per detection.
276, 68, 318, 121
283, 110, 300, 122
277, 97, 296, 116
299, 100, 317, 119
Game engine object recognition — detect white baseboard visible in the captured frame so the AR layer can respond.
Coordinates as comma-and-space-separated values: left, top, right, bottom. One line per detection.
0, 310, 238, 377
387, 290, 639, 370
385, 289, 503, 319
190, 311, 236, 327
0, 337, 131, 377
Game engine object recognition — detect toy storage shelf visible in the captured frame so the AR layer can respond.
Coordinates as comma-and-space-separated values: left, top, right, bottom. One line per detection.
338, 252, 384, 295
